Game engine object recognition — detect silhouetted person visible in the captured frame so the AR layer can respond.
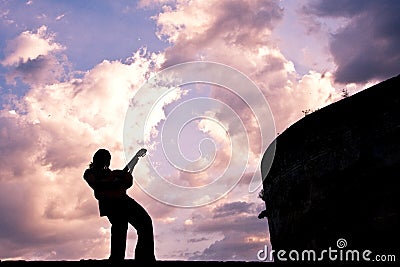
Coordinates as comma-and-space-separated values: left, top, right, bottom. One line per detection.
84, 148, 155, 263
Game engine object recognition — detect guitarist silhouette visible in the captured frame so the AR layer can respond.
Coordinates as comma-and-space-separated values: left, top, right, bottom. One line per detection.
84, 148, 155, 263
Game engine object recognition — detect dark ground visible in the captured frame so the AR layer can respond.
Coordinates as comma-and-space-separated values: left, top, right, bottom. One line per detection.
0, 260, 271, 267
0, 259, 397, 266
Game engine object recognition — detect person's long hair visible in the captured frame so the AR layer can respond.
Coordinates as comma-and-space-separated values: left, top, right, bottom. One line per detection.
89, 149, 111, 169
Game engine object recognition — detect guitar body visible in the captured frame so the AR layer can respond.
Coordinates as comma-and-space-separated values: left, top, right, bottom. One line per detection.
111, 169, 133, 189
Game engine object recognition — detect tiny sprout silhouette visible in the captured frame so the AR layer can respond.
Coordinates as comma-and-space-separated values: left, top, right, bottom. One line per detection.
84, 148, 155, 263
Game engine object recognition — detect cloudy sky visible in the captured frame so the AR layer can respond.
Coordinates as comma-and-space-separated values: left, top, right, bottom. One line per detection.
0, 0, 399, 262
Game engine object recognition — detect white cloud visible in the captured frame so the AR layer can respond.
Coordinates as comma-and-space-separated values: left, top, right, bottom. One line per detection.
1, 26, 68, 86
137, 0, 175, 9
152, 0, 343, 135
143, 86, 188, 143
55, 14, 65, 21
1, 25, 64, 67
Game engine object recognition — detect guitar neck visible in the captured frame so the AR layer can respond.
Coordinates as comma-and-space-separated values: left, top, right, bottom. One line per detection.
123, 155, 139, 172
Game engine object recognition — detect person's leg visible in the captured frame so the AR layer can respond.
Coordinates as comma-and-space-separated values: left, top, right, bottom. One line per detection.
108, 213, 128, 262
125, 197, 155, 261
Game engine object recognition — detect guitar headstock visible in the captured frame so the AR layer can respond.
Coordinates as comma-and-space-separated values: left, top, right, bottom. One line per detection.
135, 148, 147, 158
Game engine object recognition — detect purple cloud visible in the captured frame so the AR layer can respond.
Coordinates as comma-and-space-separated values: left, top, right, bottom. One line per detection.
303, 0, 400, 83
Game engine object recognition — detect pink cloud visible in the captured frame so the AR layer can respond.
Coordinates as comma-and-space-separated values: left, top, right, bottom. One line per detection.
1, 25, 64, 66
1, 26, 67, 86
153, 0, 342, 133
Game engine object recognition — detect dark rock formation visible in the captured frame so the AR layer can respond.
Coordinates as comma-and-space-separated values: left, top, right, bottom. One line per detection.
261, 75, 400, 262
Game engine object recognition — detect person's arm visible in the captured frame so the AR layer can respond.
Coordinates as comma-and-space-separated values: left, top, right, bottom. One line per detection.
83, 169, 97, 189
123, 148, 147, 174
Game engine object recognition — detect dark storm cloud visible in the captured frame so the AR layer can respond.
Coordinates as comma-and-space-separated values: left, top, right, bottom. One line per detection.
0, 116, 39, 180
188, 237, 208, 243
213, 201, 255, 218
304, 0, 400, 83
188, 200, 269, 261
197, 214, 265, 234
0, 182, 67, 258
6, 54, 66, 86
188, 234, 264, 261
0, 183, 30, 241
191, 201, 265, 234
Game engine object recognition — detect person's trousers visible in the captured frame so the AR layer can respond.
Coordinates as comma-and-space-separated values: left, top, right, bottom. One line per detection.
107, 196, 155, 262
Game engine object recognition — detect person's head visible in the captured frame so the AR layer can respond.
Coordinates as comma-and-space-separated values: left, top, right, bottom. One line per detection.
90, 149, 111, 169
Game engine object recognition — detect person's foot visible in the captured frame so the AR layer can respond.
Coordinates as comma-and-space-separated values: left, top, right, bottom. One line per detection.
135, 256, 156, 263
